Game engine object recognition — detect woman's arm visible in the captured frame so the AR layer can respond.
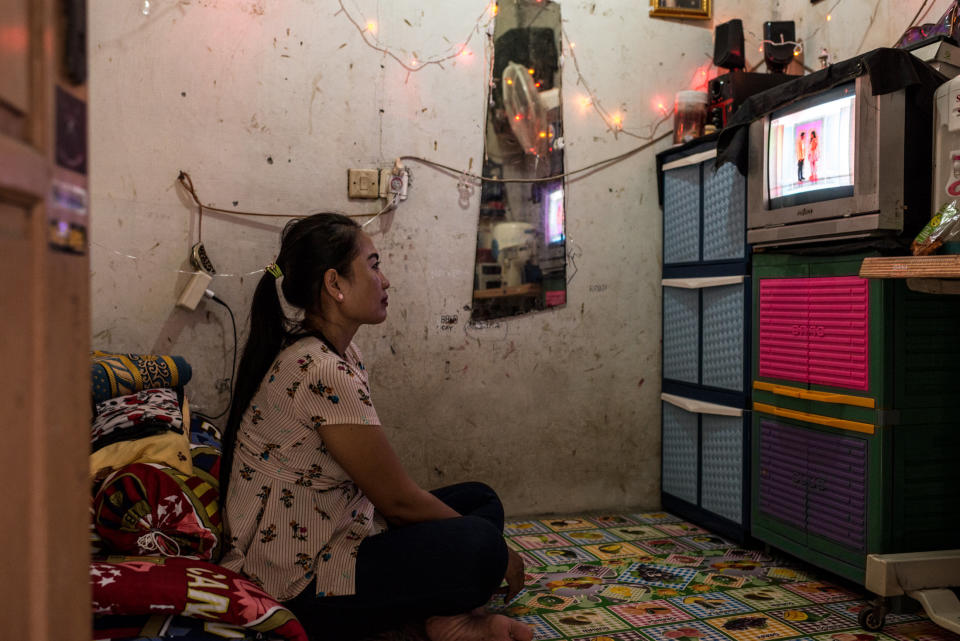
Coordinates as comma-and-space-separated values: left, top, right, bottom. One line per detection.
318, 423, 460, 526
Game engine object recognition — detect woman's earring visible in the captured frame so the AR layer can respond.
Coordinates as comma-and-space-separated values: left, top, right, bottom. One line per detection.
337, 293, 344, 301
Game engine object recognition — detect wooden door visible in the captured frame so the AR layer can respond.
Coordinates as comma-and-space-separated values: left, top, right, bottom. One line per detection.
0, 0, 90, 638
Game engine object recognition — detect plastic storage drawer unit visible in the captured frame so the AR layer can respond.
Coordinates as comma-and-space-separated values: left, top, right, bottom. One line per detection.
661, 393, 751, 542
660, 140, 749, 278
752, 408, 960, 585
663, 275, 752, 408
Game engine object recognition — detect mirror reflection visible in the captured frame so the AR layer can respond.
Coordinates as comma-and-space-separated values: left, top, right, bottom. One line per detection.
471, 0, 566, 322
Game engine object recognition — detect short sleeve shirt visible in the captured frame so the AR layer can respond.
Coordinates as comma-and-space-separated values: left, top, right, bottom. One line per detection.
220, 336, 385, 601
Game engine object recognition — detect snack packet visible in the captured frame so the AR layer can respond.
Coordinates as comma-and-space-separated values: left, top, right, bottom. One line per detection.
912, 200, 960, 255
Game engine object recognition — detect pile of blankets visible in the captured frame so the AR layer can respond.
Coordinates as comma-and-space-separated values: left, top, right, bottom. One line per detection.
88, 352, 307, 641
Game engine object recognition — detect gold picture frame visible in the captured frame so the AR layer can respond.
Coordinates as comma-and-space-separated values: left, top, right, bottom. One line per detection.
649, 0, 712, 20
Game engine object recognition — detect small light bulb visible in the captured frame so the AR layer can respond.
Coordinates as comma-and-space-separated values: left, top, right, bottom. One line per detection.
506, 78, 513, 85
366, 21, 377, 33
826, 14, 832, 21
539, 131, 547, 138
570, 42, 576, 48
491, 3, 498, 16
528, 68, 535, 75
515, 114, 523, 121
142, 0, 150, 15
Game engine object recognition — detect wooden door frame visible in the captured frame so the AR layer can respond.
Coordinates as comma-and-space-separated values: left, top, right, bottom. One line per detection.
0, 0, 90, 638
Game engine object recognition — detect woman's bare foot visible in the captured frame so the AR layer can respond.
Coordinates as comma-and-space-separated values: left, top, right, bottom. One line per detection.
425, 610, 533, 641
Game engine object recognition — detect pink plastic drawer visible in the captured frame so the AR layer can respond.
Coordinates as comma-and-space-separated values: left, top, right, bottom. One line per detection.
758, 276, 869, 391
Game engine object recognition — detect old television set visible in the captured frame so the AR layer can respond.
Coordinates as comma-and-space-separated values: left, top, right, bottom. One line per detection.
747, 72, 933, 247
543, 183, 565, 245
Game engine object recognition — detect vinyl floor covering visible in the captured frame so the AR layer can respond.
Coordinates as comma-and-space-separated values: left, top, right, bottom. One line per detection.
376, 510, 960, 641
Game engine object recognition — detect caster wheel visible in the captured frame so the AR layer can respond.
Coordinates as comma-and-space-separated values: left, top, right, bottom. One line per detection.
859, 606, 887, 632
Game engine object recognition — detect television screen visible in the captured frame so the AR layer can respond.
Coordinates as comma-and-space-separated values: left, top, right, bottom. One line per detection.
544, 183, 565, 244
767, 82, 856, 209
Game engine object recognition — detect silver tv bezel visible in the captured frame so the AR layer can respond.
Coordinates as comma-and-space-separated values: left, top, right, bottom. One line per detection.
747, 74, 907, 247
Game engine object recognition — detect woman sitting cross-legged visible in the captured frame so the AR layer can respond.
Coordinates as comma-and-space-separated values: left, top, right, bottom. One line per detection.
219, 213, 531, 641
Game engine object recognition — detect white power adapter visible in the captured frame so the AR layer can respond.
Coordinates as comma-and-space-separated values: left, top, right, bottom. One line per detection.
177, 271, 213, 310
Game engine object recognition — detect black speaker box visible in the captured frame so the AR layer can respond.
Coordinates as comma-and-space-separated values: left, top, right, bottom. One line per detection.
713, 19, 745, 71
763, 20, 797, 71
707, 71, 796, 130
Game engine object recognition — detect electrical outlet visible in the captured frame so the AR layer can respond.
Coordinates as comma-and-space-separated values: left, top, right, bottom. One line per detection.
397, 169, 409, 200
379, 167, 409, 200
348, 168, 381, 199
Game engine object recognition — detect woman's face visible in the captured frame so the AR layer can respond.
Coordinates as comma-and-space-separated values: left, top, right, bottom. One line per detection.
340, 231, 390, 324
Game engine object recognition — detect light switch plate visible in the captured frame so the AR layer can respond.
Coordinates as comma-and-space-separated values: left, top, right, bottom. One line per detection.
348, 168, 380, 199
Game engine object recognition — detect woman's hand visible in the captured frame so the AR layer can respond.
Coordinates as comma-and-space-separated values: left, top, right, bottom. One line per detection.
504, 549, 525, 602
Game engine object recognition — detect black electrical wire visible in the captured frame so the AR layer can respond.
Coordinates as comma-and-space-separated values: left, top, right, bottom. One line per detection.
206, 293, 237, 420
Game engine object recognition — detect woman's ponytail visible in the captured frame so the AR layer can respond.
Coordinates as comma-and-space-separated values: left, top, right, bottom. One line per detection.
219, 213, 361, 500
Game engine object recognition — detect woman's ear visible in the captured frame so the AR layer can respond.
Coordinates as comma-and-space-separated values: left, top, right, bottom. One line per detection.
322, 267, 341, 300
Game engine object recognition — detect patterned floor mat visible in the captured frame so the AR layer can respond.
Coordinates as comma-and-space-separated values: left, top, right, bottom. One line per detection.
473, 511, 960, 641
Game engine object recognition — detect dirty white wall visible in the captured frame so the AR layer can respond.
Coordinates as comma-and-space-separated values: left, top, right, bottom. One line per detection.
88, 0, 947, 517
773, 0, 955, 68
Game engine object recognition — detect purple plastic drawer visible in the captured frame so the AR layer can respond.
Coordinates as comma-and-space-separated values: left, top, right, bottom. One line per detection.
757, 418, 868, 551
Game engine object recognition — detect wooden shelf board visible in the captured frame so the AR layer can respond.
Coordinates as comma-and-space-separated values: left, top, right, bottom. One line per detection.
859, 255, 960, 279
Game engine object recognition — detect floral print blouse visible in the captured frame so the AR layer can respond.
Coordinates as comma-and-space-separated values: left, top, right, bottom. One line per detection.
220, 336, 385, 601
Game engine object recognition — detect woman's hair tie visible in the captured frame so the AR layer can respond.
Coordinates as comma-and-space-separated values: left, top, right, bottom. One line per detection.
265, 262, 283, 279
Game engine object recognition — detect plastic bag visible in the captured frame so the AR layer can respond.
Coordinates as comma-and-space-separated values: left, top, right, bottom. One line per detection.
911, 200, 960, 255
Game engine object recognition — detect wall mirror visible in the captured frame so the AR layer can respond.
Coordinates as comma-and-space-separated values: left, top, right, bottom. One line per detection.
470, 0, 566, 322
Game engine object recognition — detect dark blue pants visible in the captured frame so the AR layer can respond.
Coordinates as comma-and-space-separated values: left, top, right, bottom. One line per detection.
285, 482, 509, 640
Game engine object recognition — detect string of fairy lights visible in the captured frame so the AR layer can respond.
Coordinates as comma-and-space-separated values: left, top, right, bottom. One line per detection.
333, 0, 679, 141
107, 0, 943, 275
334, 0, 490, 73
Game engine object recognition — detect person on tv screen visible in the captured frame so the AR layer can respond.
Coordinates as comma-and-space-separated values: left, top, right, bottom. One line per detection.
808, 131, 819, 182
796, 131, 806, 182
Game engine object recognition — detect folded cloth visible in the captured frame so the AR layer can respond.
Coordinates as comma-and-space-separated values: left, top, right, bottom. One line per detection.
90, 391, 192, 481
93, 461, 222, 561
188, 415, 222, 494
92, 352, 192, 405
189, 415, 223, 451
91, 556, 307, 641
92, 388, 184, 452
